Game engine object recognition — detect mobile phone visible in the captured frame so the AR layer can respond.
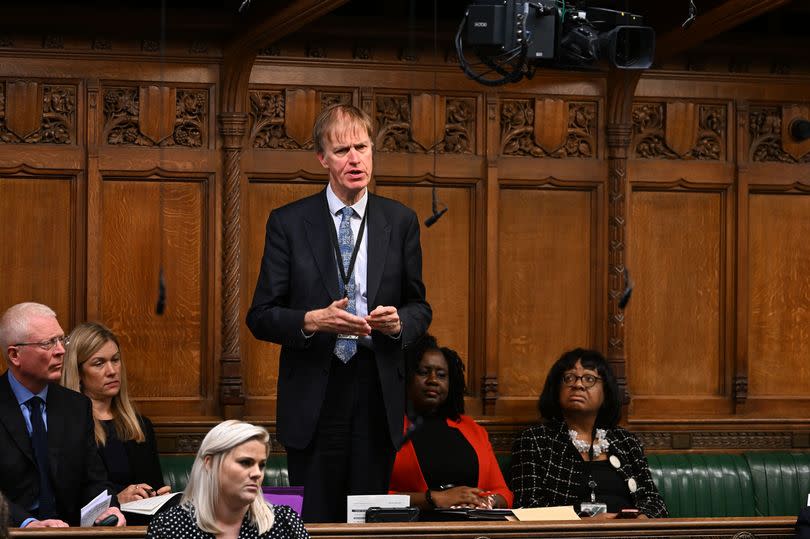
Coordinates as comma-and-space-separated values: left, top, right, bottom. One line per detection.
94, 514, 119, 526
365, 506, 419, 522
617, 508, 641, 519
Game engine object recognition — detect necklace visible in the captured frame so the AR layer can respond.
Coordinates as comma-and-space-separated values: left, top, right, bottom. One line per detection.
569, 428, 609, 457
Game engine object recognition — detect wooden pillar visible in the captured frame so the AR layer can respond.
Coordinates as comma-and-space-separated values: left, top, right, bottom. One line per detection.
218, 112, 248, 418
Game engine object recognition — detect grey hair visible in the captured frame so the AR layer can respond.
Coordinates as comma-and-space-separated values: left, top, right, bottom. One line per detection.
0, 302, 57, 362
182, 420, 274, 534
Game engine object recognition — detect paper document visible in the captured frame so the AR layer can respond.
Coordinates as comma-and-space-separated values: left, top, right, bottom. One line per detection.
511, 506, 581, 521
346, 494, 410, 523
80, 489, 112, 527
121, 492, 182, 515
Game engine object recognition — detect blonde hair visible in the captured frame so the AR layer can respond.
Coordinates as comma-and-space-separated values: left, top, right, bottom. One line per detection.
0, 302, 57, 362
62, 322, 145, 445
312, 103, 374, 155
182, 420, 274, 535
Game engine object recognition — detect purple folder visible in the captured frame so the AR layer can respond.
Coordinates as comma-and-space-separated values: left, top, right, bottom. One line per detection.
262, 486, 304, 516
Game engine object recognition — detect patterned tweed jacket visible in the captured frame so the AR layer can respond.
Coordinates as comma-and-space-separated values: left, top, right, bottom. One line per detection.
510, 420, 668, 518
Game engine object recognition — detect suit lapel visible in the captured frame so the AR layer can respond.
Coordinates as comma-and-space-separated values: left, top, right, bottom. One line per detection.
304, 191, 341, 301
366, 194, 391, 308
0, 373, 36, 463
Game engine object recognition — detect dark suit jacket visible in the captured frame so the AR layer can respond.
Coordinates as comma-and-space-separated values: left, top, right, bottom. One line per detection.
246, 189, 432, 450
99, 414, 165, 494
796, 506, 810, 538
0, 371, 113, 526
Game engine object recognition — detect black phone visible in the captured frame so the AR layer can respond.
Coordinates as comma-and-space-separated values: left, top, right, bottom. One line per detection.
365, 506, 419, 522
94, 514, 119, 526
616, 508, 641, 519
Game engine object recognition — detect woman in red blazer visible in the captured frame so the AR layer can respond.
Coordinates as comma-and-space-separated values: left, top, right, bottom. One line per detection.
389, 335, 513, 510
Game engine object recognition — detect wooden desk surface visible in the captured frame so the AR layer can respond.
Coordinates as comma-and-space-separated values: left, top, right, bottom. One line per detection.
10, 516, 798, 538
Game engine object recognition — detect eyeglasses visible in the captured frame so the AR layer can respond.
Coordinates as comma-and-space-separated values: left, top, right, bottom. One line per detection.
562, 373, 602, 388
13, 335, 70, 351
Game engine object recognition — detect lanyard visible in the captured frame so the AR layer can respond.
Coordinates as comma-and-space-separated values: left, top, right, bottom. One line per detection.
328, 205, 367, 297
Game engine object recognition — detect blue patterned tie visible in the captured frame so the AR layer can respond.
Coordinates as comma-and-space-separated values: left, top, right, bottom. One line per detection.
334, 206, 358, 363
27, 396, 56, 519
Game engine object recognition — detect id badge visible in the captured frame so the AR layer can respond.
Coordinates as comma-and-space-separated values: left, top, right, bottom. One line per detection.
336, 334, 359, 340
579, 502, 607, 517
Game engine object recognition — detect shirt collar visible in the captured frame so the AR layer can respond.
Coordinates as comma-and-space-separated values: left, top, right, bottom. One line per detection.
7, 369, 49, 406
326, 184, 368, 219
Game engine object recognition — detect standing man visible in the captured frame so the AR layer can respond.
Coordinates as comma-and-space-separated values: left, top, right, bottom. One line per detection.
0, 302, 125, 528
247, 104, 432, 522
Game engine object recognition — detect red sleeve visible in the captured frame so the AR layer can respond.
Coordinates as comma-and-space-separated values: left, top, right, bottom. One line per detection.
388, 417, 428, 494
456, 416, 514, 508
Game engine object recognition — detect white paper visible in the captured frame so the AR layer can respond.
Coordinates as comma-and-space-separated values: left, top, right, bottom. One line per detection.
511, 506, 581, 521
346, 494, 410, 523
80, 489, 111, 527
121, 492, 181, 515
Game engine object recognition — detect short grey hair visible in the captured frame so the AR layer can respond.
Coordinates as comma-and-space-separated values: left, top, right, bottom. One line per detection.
182, 420, 274, 534
0, 302, 57, 362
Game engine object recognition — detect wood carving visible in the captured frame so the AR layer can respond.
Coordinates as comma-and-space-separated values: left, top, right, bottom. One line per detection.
749, 105, 810, 163
376, 94, 475, 154
0, 82, 75, 144
734, 374, 748, 404
139, 86, 176, 145
633, 102, 725, 160
782, 104, 810, 161
249, 89, 351, 150
103, 86, 206, 147
533, 98, 568, 154
501, 99, 595, 158
284, 89, 319, 147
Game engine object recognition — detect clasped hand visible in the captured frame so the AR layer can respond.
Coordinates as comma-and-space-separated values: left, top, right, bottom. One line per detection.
304, 298, 401, 336
117, 483, 172, 504
434, 486, 495, 509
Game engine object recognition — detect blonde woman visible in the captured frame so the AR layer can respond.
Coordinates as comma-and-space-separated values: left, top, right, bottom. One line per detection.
146, 420, 308, 539
62, 322, 169, 510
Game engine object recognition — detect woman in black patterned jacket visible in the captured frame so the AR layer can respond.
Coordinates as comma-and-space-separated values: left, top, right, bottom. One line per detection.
510, 348, 667, 518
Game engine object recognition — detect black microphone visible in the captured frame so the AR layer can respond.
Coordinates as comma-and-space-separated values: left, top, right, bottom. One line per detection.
618, 268, 633, 310
424, 207, 448, 228
424, 186, 448, 228
155, 268, 166, 315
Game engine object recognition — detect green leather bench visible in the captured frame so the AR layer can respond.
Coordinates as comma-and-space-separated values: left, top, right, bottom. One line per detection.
160, 451, 810, 518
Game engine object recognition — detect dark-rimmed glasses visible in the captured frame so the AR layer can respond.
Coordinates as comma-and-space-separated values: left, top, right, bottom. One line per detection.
13, 335, 70, 351
562, 373, 602, 388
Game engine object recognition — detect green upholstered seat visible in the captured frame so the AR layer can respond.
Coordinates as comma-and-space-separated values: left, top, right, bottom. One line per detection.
160, 454, 289, 493
745, 452, 810, 516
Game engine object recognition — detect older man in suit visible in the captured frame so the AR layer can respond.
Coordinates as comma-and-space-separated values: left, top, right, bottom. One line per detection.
247, 103, 432, 522
0, 302, 125, 528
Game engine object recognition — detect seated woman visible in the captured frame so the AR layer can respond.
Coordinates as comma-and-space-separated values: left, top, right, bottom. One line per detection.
62, 322, 170, 515
389, 334, 513, 510
147, 420, 308, 539
510, 348, 667, 518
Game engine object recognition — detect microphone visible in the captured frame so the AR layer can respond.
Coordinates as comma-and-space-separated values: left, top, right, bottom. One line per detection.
424, 207, 448, 228
618, 268, 633, 310
155, 268, 166, 315
424, 186, 448, 228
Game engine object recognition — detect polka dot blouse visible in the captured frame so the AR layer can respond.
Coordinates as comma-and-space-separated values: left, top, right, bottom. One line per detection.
146, 503, 309, 539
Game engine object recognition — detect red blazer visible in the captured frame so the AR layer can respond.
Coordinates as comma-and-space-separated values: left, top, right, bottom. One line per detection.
389, 414, 514, 508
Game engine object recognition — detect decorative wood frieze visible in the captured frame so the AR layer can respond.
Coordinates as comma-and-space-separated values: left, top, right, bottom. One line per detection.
632, 101, 726, 160
748, 105, 810, 163
102, 86, 207, 147
500, 99, 596, 158
0, 81, 76, 144
374, 93, 475, 154
249, 89, 352, 149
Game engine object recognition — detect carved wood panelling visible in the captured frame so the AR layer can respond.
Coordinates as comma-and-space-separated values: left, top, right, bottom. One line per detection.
747, 194, 810, 401
500, 99, 596, 158
0, 176, 74, 326
0, 81, 76, 144
632, 101, 726, 160
749, 105, 810, 163
628, 190, 724, 402
98, 179, 208, 414
249, 89, 352, 149
102, 86, 208, 147
375, 94, 476, 154
497, 187, 597, 402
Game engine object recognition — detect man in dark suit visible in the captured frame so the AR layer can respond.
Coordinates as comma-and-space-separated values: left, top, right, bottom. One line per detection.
0, 302, 125, 528
247, 104, 432, 522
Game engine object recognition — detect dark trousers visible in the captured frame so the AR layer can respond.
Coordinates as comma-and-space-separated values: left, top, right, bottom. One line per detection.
286, 347, 396, 523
